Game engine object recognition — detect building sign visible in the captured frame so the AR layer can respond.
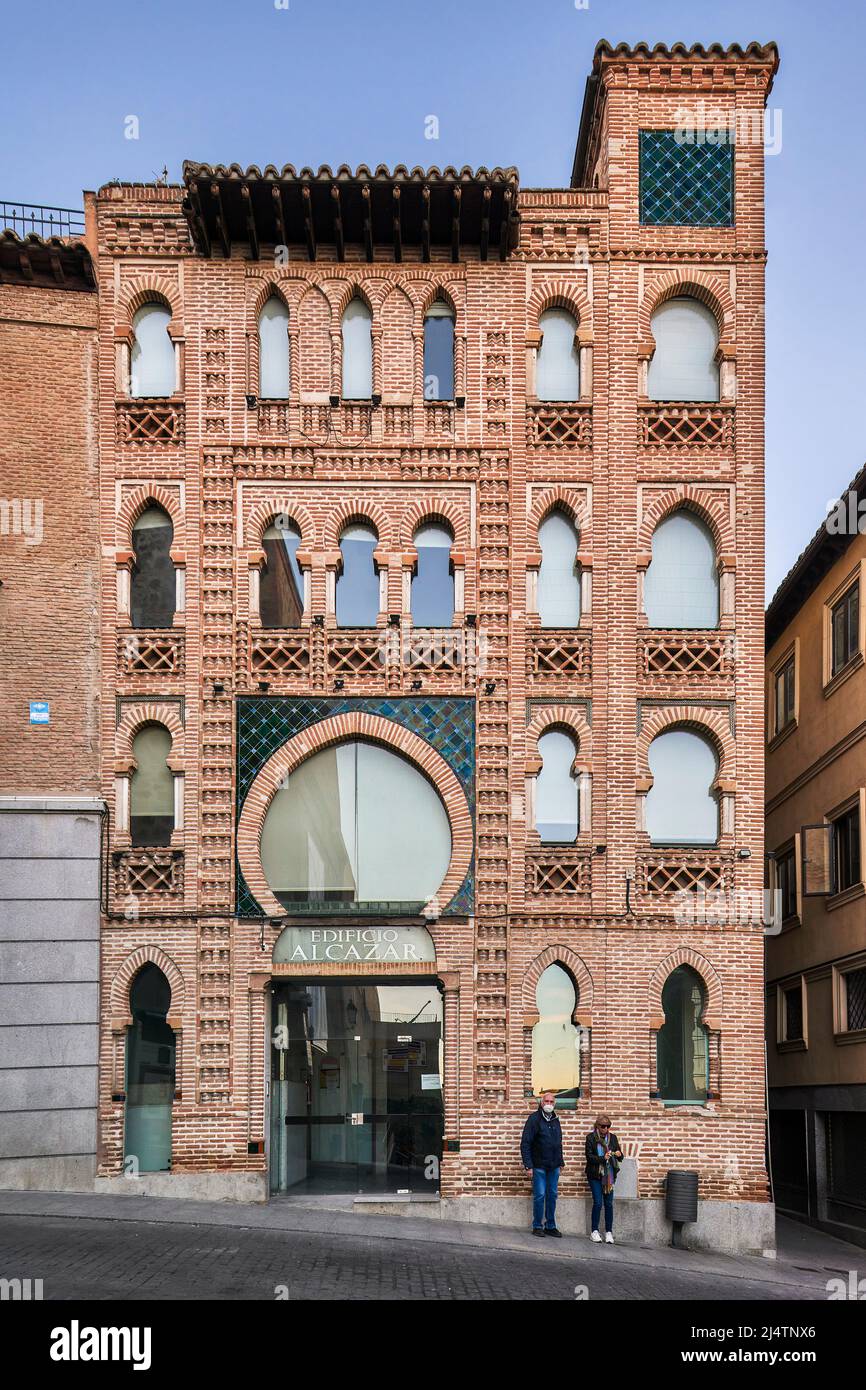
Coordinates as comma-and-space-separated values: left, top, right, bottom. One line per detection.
273, 924, 436, 965
29, 701, 50, 725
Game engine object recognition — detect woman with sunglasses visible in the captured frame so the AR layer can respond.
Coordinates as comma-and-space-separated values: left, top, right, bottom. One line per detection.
585, 1113, 623, 1243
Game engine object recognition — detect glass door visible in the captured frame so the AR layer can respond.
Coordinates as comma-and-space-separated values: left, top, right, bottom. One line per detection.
270, 980, 444, 1196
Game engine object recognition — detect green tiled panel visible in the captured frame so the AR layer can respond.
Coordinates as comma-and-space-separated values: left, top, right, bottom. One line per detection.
235, 696, 475, 918
639, 130, 734, 227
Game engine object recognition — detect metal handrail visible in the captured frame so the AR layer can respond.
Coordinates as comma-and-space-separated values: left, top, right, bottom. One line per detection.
1, 201, 86, 238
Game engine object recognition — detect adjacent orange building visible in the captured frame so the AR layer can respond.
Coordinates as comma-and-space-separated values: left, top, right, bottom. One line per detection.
766, 464, 866, 1248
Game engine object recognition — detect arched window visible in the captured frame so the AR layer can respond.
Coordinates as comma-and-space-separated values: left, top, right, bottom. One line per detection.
532, 963, 580, 1099
124, 964, 175, 1173
645, 729, 718, 845
647, 297, 719, 402
131, 506, 175, 629
423, 301, 455, 401
130, 303, 175, 398
536, 309, 580, 401
411, 523, 454, 626
535, 729, 579, 842
537, 509, 581, 628
336, 523, 379, 627
130, 725, 174, 847
260, 519, 303, 629
258, 295, 290, 399
260, 740, 452, 908
342, 297, 373, 399
657, 966, 708, 1105
644, 511, 719, 628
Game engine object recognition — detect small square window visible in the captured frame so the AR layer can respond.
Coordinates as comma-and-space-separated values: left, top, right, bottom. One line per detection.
832, 805, 861, 894
831, 584, 859, 676
783, 983, 804, 1042
639, 130, 734, 227
774, 657, 795, 734
844, 967, 866, 1031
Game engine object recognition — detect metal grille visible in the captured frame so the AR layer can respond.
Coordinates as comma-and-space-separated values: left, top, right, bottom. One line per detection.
639, 130, 734, 227
845, 968, 866, 1031
827, 1112, 866, 1211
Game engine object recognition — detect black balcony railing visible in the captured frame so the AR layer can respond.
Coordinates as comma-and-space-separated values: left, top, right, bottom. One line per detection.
1, 201, 86, 239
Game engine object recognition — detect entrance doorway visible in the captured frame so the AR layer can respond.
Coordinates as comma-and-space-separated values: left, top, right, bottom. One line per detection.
269, 980, 443, 1196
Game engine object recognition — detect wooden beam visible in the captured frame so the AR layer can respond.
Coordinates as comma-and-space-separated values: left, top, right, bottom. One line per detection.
330, 184, 345, 261
499, 187, 512, 261
451, 186, 461, 263
210, 182, 231, 259
362, 185, 373, 262
392, 185, 402, 263
272, 184, 288, 251
49, 250, 65, 285
187, 181, 211, 257
421, 184, 431, 263
241, 184, 259, 261
18, 248, 33, 281
302, 186, 316, 261
480, 186, 491, 262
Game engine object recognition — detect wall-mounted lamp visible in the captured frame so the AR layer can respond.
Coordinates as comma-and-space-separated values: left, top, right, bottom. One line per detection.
329, 394, 340, 408
257, 680, 270, 693
465, 613, 476, 628
371, 393, 382, 408
245, 394, 258, 410
737, 848, 752, 860
334, 678, 345, 691
484, 680, 496, 695
389, 613, 401, 627
312, 614, 324, 628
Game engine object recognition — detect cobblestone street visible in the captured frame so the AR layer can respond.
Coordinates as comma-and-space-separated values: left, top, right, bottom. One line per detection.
0, 1199, 853, 1302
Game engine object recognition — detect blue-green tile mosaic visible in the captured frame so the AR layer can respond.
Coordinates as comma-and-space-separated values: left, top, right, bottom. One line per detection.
639, 130, 734, 227
235, 696, 475, 918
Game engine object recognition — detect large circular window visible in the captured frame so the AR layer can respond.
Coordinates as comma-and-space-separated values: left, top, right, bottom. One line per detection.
260, 739, 452, 909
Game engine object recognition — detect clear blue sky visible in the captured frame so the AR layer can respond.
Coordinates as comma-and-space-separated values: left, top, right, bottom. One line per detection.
3, 0, 864, 599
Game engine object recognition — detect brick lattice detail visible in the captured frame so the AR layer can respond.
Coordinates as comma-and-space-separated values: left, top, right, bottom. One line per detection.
527, 403, 592, 448
116, 399, 185, 446
638, 402, 734, 450
114, 848, 184, 899
639, 631, 732, 679
117, 629, 184, 675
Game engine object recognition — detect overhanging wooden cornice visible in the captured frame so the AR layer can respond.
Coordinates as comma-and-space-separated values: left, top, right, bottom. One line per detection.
0, 230, 95, 291
181, 162, 521, 261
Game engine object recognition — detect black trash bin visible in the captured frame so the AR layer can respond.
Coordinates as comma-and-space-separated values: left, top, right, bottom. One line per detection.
665, 1169, 698, 1247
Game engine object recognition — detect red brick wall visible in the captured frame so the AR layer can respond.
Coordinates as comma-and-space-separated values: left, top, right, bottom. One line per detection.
93, 45, 776, 1206
0, 283, 100, 794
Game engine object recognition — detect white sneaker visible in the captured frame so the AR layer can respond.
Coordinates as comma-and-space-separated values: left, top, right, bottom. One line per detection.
605, 1231, 615, 1244
590, 1230, 602, 1242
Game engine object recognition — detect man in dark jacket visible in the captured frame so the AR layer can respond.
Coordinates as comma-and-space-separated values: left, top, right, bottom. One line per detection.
520, 1091, 564, 1236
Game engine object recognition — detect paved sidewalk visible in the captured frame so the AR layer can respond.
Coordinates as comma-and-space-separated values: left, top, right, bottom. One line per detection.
0, 1188, 862, 1295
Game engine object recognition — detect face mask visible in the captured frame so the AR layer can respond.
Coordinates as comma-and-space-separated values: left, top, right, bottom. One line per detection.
542, 1103, 554, 1115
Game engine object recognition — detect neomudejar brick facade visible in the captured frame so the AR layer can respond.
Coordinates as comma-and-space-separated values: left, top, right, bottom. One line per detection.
0, 41, 780, 1253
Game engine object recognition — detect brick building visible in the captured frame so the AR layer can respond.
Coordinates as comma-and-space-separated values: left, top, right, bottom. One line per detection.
765, 465, 866, 1249
1, 40, 779, 1253
0, 220, 103, 1188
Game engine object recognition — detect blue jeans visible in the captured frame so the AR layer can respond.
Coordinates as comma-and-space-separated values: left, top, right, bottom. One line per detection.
532, 1166, 560, 1230
588, 1177, 614, 1233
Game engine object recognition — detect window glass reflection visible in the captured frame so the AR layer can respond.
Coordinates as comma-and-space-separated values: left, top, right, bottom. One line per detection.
645, 729, 718, 845
532, 964, 580, 1098
336, 524, 379, 627
411, 524, 454, 626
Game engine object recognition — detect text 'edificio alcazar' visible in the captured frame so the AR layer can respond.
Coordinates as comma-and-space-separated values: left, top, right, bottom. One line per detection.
0, 40, 779, 1254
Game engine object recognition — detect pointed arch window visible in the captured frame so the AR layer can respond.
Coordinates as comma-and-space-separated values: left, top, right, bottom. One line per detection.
657, 966, 709, 1104
342, 298, 373, 399
131, 303, 175, 398
336, 523, 379, 628
260, 520, 303, 629
536, 309, 580, 401
131, 506, 175, 629
423, 301, 455, 401
647, 297, 719, 402
130, 725, 174, 847
538, 509, 581, 628
535, 729, 580, 843
411, 523, 454, 626
124, 964, 175, 1172
644, 511, 718, 628
646, 729, 718, 845
258, 295, 290, 399
532, 963, 581, 1099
